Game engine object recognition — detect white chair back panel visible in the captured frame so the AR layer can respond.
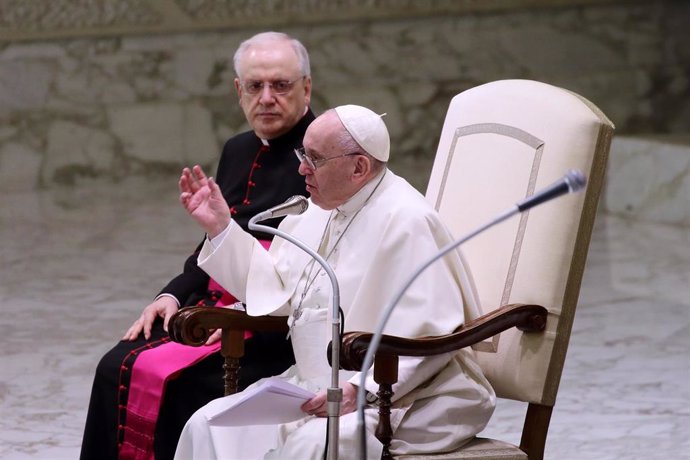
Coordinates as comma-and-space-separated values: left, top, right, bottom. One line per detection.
437, 133, 542, 312
426, 79, 613, 404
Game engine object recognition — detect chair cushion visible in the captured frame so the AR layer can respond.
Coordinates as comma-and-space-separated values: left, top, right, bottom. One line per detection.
395, 437, 527, 459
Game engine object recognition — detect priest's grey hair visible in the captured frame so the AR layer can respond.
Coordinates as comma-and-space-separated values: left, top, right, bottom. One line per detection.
233, 31, 311, 79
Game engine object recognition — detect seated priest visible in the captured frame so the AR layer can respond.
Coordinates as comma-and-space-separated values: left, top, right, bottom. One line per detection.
174, 105, 496, 459
80, 31, 313, 460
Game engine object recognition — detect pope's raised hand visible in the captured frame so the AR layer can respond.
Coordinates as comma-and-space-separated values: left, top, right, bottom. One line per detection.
179, 165, 230, 238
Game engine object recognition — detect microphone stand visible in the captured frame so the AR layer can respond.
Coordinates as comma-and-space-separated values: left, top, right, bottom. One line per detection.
248, 214, 342, 460
354, 170, 587, 459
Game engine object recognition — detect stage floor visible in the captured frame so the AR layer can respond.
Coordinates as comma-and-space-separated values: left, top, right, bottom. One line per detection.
1, 176, 688, 459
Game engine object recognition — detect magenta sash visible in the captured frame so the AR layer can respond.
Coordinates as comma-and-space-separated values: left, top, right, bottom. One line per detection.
118, 240, 270, 460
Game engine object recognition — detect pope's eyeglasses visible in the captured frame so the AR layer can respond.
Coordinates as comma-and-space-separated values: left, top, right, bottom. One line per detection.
294, 147, 360, 170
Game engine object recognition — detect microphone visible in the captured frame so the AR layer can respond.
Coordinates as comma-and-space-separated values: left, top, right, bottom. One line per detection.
248, 200, 343, 460
516, 169, 586, 212
252, 195, 309, 222
354, 169, 588, 459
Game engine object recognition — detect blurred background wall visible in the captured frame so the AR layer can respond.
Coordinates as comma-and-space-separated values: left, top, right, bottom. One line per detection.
0, 0, 687, 217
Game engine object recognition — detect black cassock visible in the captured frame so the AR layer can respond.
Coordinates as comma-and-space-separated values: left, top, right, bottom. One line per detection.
80, 110, 314, 460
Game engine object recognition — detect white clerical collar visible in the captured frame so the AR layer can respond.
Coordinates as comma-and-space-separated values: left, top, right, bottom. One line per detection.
336, 168, 387, 218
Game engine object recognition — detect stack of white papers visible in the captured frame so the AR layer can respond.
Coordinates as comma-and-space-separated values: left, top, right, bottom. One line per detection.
206, 377, 316, 426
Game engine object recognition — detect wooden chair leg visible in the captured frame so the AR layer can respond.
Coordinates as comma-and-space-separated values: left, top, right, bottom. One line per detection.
376, 382, 394, 459
520, 403, 552, 460
222, 357, 240, 396
221, 329, 245, 396
373, 354, 399, 459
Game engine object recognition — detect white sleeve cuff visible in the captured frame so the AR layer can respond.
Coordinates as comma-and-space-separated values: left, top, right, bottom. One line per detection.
208, 220, 234, 250
154, 293, 181, 308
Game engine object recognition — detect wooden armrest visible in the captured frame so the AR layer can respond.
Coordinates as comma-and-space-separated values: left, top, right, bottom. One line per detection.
338, 303, 547, 371
169, 306, 289, 347
335, 303, 547, 458
168, 306, 290, 395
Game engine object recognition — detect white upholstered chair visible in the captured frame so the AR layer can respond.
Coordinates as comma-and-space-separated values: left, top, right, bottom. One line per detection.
339, 79, 614, 459
170, 79, 614, 459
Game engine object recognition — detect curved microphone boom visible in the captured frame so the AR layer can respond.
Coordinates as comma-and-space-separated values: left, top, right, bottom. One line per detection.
248, 195, 343, 460
354, 170, 588, 459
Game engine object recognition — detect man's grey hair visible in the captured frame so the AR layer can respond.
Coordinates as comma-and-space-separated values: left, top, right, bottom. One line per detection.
233, 31, 310, 79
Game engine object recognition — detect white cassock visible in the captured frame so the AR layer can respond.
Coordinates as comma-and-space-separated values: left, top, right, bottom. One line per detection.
174, 169, 496, 460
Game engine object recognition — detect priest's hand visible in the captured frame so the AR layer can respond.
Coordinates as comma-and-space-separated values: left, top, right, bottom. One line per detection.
179, 165, 231, 239
123, 296, 179, 341
205, 328, 222, 346
301, 382, 358, 417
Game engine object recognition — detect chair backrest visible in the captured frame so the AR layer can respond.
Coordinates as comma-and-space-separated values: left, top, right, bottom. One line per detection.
425, 79, 613, 406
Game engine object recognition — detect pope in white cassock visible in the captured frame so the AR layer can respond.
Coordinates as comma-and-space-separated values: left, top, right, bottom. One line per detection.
174, 105, 496, 459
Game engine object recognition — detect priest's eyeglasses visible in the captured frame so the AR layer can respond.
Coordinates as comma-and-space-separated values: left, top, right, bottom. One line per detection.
294, 147, 360, 170
240, 77, 304, 96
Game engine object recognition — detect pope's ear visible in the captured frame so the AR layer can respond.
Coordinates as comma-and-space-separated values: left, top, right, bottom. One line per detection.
352, 154, 372, 179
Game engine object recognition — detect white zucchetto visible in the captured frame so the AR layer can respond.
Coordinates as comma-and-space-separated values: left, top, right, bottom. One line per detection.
334, 105, 390, 162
